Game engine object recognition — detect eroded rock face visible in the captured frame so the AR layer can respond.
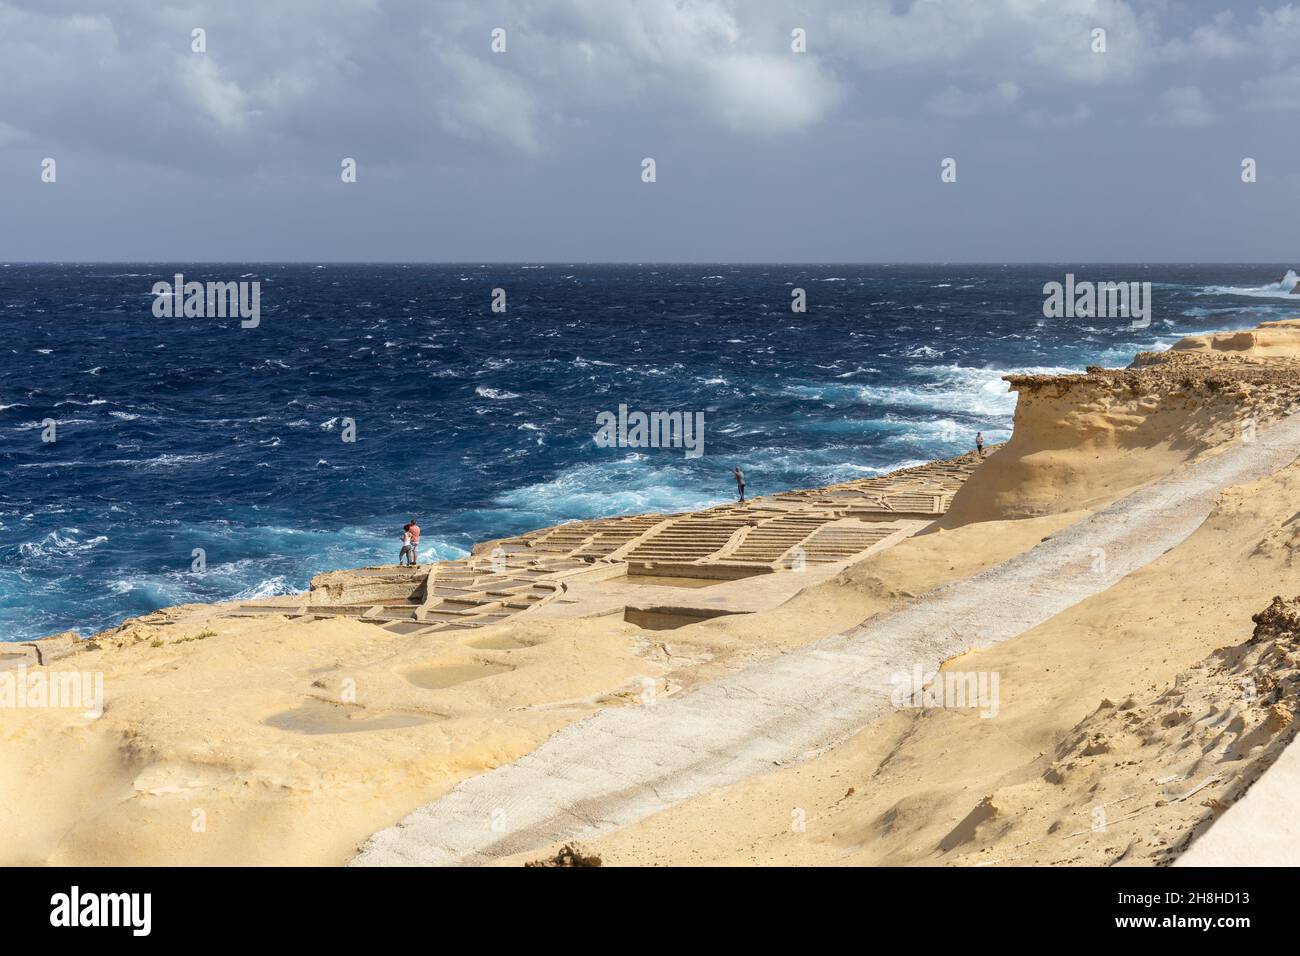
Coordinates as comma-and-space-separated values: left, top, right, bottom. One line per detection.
307, 567, 427, 607
1251, 594, 1300, 640
29, 632, 83, 665
1163, 318, 1300, 358
942, 336, 1300, 525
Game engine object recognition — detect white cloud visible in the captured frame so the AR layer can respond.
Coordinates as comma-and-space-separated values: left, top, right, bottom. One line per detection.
179, 56, 253, 130
1243, 67, 1300, 110
1149, 86, 1216, 127
552, 1, 841, 136
1247, 4, 1300, 64
434, 48, 541, 152
1159, 11, 1247, 62
705, 53, 842, 134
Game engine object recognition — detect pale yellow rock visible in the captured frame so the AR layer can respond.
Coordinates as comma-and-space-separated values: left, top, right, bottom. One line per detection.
9, 319, 1300, 867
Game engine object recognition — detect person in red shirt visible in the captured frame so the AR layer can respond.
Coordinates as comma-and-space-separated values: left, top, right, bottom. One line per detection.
402, 520, 421, 566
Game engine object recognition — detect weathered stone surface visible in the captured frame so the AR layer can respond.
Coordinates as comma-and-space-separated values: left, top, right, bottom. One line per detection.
29, 631, 84, 665
0, 644, 38, 671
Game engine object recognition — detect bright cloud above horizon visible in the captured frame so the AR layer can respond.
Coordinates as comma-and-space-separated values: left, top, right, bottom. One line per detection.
1, 0, 1298, 261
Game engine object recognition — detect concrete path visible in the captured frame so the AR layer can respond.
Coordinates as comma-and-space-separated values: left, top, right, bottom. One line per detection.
353, 415, 1300, 866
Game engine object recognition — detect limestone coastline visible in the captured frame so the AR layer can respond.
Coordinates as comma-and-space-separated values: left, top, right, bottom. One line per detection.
7, 320, 1300, 866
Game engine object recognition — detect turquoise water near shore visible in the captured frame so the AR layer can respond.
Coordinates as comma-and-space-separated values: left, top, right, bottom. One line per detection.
1, 262, 1292, 641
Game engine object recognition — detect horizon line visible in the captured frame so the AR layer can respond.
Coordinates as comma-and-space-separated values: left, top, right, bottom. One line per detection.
1, 260, 1293, 267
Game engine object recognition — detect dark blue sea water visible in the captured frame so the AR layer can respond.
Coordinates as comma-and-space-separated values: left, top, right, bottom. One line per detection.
2, 263, 1296, 642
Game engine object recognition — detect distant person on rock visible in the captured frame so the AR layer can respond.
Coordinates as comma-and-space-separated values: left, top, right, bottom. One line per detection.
399, 529, 414, 566
733, 467, 746, 504
402, 519, 420, 565
975, 432, 984, 457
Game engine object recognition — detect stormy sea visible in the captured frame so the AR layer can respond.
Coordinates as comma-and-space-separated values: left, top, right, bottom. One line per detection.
1, 262, 1292, 641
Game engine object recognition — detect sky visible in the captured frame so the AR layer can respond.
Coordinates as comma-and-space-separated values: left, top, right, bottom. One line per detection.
0, 0, 1297, 262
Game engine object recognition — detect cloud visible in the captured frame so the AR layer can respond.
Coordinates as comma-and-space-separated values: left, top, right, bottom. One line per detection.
1243, 66, 1300, 110
1023, 104, 1092, 129
0, 119, 28, 145
551, 1, 841, 136
8, 0, 1300, 261
705, 53, 842, 134
821, 0, 1148, 82
178, 56, 253, 130
1247, 4, 1300, 64
1158, 11, 1247, 62
0, 0, 1287, 170
434, 48, 541, 152
926, 81, 1020, 118
1149, 86, 1216, 127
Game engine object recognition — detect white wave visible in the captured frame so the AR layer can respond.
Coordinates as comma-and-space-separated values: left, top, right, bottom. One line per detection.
785, 363, 1078, 420
475, 386, 520, 400
903, 345, 944, 359
133, 453, 216, 469
493, 457, 718, 520
1201, 269, 1300, 300
230, 576, 297, 601
17, 419, 93, 430
18, 530, 109, 559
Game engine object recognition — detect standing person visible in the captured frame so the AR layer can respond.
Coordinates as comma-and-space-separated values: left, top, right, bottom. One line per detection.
398, 529, 414, 566
732, 467, 746, 504
403, 519, 421, 565
975, 432, 984, 457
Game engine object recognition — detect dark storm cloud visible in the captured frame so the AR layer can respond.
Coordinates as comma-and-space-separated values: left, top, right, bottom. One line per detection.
1, 0, 1297, 261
